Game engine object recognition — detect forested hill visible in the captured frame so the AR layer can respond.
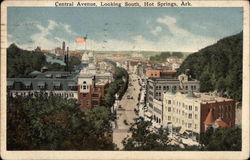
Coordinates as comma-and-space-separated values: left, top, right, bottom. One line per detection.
7, 43, 47, 78
7, 43, 81, 78
178, 32, 243, 101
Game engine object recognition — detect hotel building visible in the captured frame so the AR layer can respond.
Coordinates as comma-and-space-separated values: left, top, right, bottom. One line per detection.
163, 91, 235, 136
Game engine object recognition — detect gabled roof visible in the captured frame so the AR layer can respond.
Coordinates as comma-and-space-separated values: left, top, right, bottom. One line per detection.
215, 118, 229, 128
204, 109, 213, 125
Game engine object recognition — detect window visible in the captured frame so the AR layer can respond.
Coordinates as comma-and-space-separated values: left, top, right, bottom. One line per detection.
195, 124, 197, 129
185, 86, 188, 90
168, 116, 171, 121
168, 107, 171, 112
195, 106, 198, 111
166, 86, 169, 90
188, 123, 192, 128
168, 100, 171, 104
189, 105, 192, 110
182, 120, 184, 125
188, 113, 192, 119
159, 119, 161, 124
194, 86, 196, 90
182, 111, 184, 116
163, 86, 166, 90
83, 85, 87, 89
195, 114, 197, 119
173, 86, 177, 90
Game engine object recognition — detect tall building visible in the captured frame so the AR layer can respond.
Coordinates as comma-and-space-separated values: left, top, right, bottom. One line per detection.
162, 91, 235, 137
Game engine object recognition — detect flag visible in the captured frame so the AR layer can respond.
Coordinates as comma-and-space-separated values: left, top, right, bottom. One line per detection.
75, 38, 86, 43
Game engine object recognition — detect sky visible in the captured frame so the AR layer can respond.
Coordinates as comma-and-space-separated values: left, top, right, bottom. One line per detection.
7, 7, 243, 52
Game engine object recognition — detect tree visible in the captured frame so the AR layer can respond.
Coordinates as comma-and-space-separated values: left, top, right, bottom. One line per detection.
7, 95, 115, 150
104, 67, 128, 107
199, 127, 241, 151
177, 32, 243, 101
122, 117, 183, 151
172, 52, 183, 58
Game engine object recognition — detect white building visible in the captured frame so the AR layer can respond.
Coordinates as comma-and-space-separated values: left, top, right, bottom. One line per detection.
163, 91, 236, 136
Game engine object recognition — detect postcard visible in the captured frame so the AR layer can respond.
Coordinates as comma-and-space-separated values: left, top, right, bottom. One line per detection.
0, 0, 249, 159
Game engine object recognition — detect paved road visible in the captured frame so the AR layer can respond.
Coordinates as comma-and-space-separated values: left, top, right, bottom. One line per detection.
112, 73, 140, 149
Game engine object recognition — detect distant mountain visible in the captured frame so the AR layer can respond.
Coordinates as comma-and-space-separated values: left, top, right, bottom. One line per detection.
178, 32, 243, 101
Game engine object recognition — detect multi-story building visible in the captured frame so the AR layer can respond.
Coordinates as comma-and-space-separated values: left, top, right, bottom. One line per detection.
145, 74, 200, 128
146, 73, 199, 105
163, 91, 235, 137
7, 50, 113, 110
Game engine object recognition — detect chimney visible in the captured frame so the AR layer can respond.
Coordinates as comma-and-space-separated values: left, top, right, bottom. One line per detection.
62, 41, 65, 51
67, 47, 69, 72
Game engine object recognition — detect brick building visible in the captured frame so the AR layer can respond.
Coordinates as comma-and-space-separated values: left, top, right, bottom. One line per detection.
146, 69, 176, 78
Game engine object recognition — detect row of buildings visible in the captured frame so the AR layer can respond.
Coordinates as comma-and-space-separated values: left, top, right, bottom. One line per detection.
132, 61, 236, 141
7, 46, 113, 110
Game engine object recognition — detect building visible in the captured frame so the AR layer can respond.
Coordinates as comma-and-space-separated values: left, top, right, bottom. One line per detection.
145, 74, 200, 128
162, 91, 235, 137
7, 71, 79, 99
146, 69, 176, 78
7, 50, 113, 110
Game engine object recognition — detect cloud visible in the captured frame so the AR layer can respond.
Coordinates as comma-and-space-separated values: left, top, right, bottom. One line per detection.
10, 20, 77, 50
157, 16, 189, 37
150, 26, 162, 35
9, 17, 217, 52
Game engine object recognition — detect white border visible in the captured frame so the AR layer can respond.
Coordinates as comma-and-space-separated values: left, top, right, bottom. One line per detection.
1, 0, 249, 159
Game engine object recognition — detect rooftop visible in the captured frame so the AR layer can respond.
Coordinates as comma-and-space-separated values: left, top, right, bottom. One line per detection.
165, 91, 234, 103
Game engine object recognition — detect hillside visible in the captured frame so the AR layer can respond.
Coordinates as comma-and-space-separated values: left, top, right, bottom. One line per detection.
178, 32, 243, 101
7, 43, 47, 78
7, 44, 81, 78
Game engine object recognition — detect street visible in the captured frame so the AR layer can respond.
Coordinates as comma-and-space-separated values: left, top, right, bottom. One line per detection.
112, 73, 140, 149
